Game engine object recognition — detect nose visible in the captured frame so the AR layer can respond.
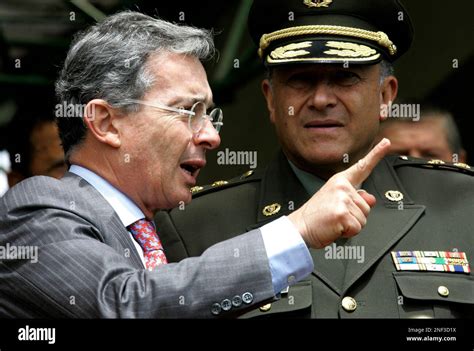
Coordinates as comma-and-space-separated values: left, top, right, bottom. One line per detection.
309, 81, 337, 111
192, 119, 221, 150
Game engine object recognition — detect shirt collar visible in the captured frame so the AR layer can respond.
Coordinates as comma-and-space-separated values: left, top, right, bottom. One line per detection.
287, 159, 362, 193
287, 159, 326, 196
69, 165, 145, 227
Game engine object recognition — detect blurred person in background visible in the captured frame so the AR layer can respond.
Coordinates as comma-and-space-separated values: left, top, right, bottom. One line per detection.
377, 104, 467, 164
4, 100, 66, 187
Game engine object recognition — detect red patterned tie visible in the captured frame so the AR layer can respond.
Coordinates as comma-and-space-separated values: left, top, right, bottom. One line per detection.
128, 219, 168, 270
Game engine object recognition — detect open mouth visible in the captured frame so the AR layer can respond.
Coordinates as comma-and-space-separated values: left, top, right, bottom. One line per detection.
180, 164, 199, 176
180, 159, 206, 178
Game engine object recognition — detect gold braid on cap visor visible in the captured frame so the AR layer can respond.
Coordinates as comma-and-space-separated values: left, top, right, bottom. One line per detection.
258, 25, 397, 58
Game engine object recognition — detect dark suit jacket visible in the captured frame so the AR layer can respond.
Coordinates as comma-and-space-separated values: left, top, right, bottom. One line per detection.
0, 172, 276, 318
156, 153, 474, 318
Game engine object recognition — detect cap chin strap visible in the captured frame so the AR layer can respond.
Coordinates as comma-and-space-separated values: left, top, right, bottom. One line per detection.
259, 25, 397, 58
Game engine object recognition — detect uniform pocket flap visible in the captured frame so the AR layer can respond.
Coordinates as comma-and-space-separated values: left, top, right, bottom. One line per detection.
393, 272, 474, 304
239, 280, 312, 318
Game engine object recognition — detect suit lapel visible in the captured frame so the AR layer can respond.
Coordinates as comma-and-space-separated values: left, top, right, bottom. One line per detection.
256, 152, 308, 223
245, 152, 308, 230
342, 158, 425, 293
63, 172, 145, 269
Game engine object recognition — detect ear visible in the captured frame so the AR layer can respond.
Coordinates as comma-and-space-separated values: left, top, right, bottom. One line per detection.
82, 99, 122, 148
379, 75, 398, 122
262, 79, 276, 124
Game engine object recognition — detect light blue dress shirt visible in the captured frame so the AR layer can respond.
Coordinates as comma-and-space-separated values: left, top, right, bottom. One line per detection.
69, 165, 314, 294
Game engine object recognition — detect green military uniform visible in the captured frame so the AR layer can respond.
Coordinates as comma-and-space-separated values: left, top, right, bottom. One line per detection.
156, 0, 474, 318
156, 153, 474, 318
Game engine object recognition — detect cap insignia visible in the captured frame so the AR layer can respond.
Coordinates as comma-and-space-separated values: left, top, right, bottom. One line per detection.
304, 0, 333, 8
324, 41, 377, 58
270, 41, 312, 59
259, 25, 396, 59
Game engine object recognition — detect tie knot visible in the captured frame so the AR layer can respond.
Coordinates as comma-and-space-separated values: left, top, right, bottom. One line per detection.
128, 218, 154, 235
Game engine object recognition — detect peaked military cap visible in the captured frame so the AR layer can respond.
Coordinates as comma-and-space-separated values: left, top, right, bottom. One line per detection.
248, 0, 414, 66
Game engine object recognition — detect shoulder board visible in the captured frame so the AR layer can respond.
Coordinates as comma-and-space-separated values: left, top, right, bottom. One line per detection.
392, 155, 474, 176
189, 169, 262, 198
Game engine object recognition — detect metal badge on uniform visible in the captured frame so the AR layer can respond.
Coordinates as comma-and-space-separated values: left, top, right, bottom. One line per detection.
262, 203, 281, 217
385, 190, 404, 202
304, 0, 333, 8
391, 251, 470, 274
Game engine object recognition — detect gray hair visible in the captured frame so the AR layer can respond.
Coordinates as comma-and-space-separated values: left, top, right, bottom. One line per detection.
55, 11, 215, 160
379, 59, 395, 84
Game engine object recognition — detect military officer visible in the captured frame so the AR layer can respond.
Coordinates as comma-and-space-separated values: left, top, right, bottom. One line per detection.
156, 0, 474, 318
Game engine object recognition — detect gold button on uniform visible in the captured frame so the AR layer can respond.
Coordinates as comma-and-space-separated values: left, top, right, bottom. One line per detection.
259, 303, 272, 312
438, 286, 449, 297
341, 296, 357, 312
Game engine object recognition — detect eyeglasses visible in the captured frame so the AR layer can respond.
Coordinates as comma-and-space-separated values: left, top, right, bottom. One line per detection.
125, 99, 223, 134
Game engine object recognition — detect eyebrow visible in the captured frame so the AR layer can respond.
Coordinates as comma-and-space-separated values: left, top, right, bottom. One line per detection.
170, 96, 215, 109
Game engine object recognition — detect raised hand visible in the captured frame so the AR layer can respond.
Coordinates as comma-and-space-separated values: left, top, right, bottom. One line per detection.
288, 138, 391, 249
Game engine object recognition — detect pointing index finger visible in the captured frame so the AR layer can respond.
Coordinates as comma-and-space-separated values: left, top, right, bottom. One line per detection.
342, 138, 391, 187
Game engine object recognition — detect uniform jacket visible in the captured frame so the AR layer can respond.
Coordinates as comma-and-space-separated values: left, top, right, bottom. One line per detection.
156, 153, 474, 318
0, 172, 275, 318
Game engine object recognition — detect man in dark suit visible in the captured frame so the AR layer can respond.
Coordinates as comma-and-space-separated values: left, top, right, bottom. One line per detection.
156, 0, 474, 318
0, 11, 392, 318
